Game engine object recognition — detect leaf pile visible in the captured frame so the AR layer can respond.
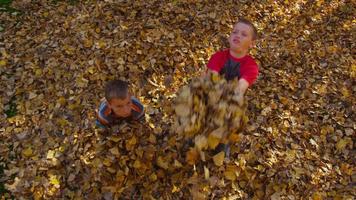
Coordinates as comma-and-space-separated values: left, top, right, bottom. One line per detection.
173, 72, 248, 163
0, 0, 355, 199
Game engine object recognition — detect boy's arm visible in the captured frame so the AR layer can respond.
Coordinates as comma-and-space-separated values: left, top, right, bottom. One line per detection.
201, 68, 219, 77
236, 78, 249, 95
131, 97, 145, 122
235, 60, 259, 105
233, 78, 249, 106
96, 101, 112, 128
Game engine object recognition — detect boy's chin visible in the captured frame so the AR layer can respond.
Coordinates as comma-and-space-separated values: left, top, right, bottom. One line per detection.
229, 46, 242, 52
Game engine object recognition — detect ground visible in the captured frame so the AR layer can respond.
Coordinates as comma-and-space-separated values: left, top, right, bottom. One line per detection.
0, 0, 354, 199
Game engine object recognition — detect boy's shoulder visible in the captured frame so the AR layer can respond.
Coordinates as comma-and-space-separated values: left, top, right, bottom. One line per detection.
243, 54, 258, 64
211, 49, 256, 63
130, 96, 145, 120
211, 49, 230, 58
96, 99, 113, 126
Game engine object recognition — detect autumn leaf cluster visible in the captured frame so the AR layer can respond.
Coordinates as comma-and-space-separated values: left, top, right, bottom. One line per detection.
0, 0, 354, 199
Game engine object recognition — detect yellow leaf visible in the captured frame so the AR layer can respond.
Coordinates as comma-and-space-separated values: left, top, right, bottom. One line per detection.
34, 191, 43, 200
47, 150, 55, 159
208, 128, 224, 149
208, 134, 220, 149
133, 160, 141, 169
228, 133, 242, 143
149, 173, 157, 181
172, 185, 179, 193
312, 192, 323, 200
35, 69, 42, 77
194, 135, 208, 150
285, 149, 296, 163
109, 136, 121, 142
336, 138, 348, 151
173, 159, 182, 168
57, 96, 66, 106
341, 87, 350, 98
174, 104, 190, 117
103, 158, 112, 167
49, 175, 60, 187
126, 136, 137, 150
211, 73, 220, 83
87, 66, 95, 74
148, 134, 156, 144
98, 40, 106, 49
225, 164, 238, 181
224, 170, 236, 181
107, 167, 116, 174
22, 147, 33, 157
83, 38, 93, 48
186, 148, 199, 165
157, 156, 169, 170
0, 60, 7, 67
109, 147, 120, 156
204, 165, 210, 180
213, 152, 225, 166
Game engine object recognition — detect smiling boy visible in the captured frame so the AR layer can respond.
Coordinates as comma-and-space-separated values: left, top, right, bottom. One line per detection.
96, 80, 144, 128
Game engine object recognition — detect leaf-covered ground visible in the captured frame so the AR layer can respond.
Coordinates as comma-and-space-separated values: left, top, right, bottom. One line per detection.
0, 0, 355, 199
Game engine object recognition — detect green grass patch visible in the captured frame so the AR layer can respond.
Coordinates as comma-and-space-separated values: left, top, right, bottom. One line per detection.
0, 0, 20, 13
4, 97, 17, 118
0, 164, 15, 200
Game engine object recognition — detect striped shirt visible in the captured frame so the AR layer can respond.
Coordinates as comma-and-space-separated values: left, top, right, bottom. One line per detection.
96, 96, 144, 128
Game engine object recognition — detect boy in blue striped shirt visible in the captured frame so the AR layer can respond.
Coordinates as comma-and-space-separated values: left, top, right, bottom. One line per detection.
96, 80, 144, 128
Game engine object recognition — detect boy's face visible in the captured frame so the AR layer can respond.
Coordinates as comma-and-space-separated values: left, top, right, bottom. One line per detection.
228, 22, 255, 53
108, 94, 132, 118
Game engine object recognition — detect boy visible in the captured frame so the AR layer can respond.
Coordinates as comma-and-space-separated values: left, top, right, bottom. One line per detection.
206, 18, 259, 158
96, 79, 144, 128
206, 18, 259, 105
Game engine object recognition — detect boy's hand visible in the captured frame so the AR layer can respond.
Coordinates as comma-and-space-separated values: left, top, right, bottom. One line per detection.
232, 91, 244, 106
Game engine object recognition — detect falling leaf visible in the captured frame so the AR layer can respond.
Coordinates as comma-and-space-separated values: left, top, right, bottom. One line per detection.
1, 1, 354, 199
194, 135, 208, 151
208, 128, 224, 149
0, 60, 6, 67
213, 152, 225, 166
204, 166, 210, 180
186, 148, 199, 165
174, 104, 190, 117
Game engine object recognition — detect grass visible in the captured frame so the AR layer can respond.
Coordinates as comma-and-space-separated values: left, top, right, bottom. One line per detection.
0, 164, 15, 200
0, 0, 17, 13
4, 97, 17, 118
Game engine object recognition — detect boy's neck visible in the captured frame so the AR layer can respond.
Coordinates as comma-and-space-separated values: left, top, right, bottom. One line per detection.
229, 49, 248, 59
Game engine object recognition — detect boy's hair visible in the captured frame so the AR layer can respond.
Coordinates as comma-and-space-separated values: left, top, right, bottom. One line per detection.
237, 18, 258, 40
105, 79, 129, 101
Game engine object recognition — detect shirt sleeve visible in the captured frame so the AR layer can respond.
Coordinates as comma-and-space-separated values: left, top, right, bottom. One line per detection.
96, 101, 112, 127
240, 59, 259, 86
207, 52, 222, 72
131, 97, 145, 121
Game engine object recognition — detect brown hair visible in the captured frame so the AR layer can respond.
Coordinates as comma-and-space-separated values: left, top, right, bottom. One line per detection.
237, 18, 258, 40
105, 79, 129, 101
